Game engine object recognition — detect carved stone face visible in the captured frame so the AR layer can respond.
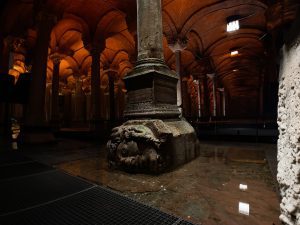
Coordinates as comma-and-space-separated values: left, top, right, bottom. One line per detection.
118, 140, 139, 157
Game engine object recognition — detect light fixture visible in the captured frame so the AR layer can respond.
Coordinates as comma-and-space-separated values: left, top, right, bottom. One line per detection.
226, 16, 240, 32
230, 50, 239, 56
233, 69, 238, 72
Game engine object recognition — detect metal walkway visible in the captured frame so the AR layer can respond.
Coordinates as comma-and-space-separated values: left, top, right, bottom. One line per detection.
0, 152, 196, 225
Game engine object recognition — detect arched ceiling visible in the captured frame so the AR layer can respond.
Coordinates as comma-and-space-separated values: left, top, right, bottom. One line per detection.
0, 0, 299, 110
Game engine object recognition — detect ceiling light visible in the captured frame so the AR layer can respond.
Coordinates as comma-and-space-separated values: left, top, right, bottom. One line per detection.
227, 20, 239, 32
233, 69, 238, 72
226, 15, 240, 32
230, 50, 239, 56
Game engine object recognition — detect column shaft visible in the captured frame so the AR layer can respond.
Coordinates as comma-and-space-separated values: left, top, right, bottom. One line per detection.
91, 49, 101, 123
25, 13, 55, 127
197, 80, 202, 118
202, 76, 210, 118
137, 0, 164, 61
124, 0, 179, 118
212, 78, 217, 117
175, 50, 183, 110
51, 58, 61, 124
109, 74, 115, 121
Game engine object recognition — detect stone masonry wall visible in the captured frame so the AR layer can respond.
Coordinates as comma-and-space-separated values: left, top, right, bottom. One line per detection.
277, 22, 300, 225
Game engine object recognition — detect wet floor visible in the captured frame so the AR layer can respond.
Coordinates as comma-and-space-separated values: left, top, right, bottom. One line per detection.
53, 141, 280, 225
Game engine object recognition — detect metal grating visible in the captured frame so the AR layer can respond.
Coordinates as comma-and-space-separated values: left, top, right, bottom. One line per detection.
0, 170, 93, 215
0, 153, 198, 225
0, 186, 190, 225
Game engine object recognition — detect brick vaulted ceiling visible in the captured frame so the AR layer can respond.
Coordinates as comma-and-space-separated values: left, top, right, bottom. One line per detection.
0, 0, 299, 114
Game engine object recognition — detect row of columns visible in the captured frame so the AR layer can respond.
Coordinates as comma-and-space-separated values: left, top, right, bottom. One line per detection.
15, 10, 120, 143
48, 55, 120, 129
172, 61, 227, 120
4, 1, 225, 145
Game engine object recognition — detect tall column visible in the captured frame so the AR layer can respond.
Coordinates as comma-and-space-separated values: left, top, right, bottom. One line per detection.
168, 41, 187, 115
20, 12, 56, 144
108, 72, 115, 122
175, 50, 183, 113
181, 77, 191, 117
90, 47, 102, 129
196, 80, 202, 118
123, 0, 179, 118
108, 0, 198, 174
50, 55, 61, 127
207, 73, 216, 117
259, 72, 265, 118
218, 88, 226, 117
137, 0, 164, 61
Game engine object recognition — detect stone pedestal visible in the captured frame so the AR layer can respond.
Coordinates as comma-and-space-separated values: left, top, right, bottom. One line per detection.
124, 60, 180, 119
108, 119, 199, 173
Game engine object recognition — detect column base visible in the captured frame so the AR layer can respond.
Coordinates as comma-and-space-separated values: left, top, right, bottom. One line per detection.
18, 126, 56, 145
107, 118, 200, 173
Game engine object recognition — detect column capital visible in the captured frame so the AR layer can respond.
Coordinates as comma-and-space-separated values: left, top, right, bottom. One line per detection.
168, 38, 188, 53
49, 53, 63, 65
4, 37, 27, 55
207, 73, 216, 79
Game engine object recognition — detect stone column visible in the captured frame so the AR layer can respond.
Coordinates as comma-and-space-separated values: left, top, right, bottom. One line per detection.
50, 54, 61, 128
196, 80, 202, 118
123, 0, 179, 118
201, 76, 210, 119
107, 0, 199, 174
136, 0, 164, 61
259, 72, 265, 118
207, 73, 216, 117
108, 72, 115, 122
175, 51, 183, 112
19, 12, 56, 144
218, 88, 226, 117
90, 47, 102, 129
168, 41, 187, 115
277, 14, 300, 225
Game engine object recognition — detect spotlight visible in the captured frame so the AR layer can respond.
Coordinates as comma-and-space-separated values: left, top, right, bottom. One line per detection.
230, 50, 239, 56
227, 16, 240, 32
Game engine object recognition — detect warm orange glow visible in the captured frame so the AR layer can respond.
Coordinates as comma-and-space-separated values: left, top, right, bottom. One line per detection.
231, 50, 239, 56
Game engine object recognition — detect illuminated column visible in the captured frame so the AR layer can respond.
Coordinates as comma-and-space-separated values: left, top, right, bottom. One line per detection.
20, 12, 56, 144
50, 54, 61, 126
175, 50, 183, 113
195, 79, 202, 118
168, 41, 187, 115
207, 73, 216, 117
90, 46, 102, 129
